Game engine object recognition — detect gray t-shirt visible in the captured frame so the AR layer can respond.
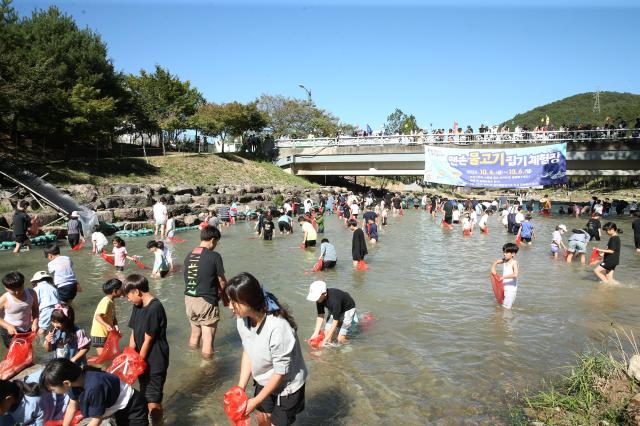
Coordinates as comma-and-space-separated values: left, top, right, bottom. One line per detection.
320, 242, 337, 262
236, 315, 307, 396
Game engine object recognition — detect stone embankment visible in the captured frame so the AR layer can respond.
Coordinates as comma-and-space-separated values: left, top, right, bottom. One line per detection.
0, 183, 345, 237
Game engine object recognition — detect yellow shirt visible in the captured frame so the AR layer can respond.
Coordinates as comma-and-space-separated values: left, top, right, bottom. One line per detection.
90, 296, 115, 338
302, 221, 317, 241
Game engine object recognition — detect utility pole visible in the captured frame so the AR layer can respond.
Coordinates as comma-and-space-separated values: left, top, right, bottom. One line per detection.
593, 90, 601, 117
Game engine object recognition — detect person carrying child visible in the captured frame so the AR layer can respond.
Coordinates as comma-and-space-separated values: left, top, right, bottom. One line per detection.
349, 219, 368, 267
123, 274, 169, 425
90, 278, 122, 356
29, 271, 60, 334
0, 272, 39, 348
41, 358, 149, 426
318, 238, 337, 270
146, 241, 170, 278
226, 272, 307, 426
593, 222, 621, 283
566, 228, 591, 264
307, 280, 356, 345
491, 243, 520, 309
516, 214, 535, 245
550, 224, 568, 258
44, 305, 91, 367
45, 243, 80, 304
91, 226, 108, 255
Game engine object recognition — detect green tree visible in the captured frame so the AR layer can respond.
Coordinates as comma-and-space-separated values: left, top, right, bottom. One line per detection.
384, 108, 408, 135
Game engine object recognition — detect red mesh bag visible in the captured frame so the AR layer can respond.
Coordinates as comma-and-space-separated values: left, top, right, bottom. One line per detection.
198, 222, 208, 230
358, 312, 374, 332
563, 249, 569, 259
589, 248, 601, 266
299, 243, 306, 250
223, 386, 250, 426
71, 240, 85, 251
311, 259, 323, 273
463, 229, 471, 237
44, 410, 83, 426
515, 234, 522, 245
307, 330, 325, 349
441, 219, 453, 230
357, 260, 368, 271
230, 217, 236, 225
132, 258, 146, 269
399, 208, 404, 216
167, 236, 186, 243
28, 217, 40, 236
107, 347, 147, 385
0, 332, 36, 380
101, 250, 115, 265
490, 273, 504, 305
88, 330, 121, 365
481, 226, 489, 234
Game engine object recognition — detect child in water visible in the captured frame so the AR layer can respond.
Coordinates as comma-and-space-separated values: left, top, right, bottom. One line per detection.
29, 271, 60, 334
90, 278, 122, 356
0, 375, 67, 425
44, 305, 91, 367
366, 217, 379, 244
263, 215, 275, 241
226, 272, 307, 426
104, 237, 138, 272
0, 272, 39, 348
307, 280, 357, 345
491, 243, 520, 309
593, 222, 621, 283
550, 224, 568, 258
516, 214, 535, 245
146, 241, 169, 278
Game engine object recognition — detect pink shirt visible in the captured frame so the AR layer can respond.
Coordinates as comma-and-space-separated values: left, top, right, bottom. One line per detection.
112, 246, 127, 267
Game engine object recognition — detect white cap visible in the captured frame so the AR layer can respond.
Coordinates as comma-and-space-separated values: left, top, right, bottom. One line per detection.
71, 211, 79, 218
30, 271, 52, 283
306, 280, 327, 302
558, 224, 567, 232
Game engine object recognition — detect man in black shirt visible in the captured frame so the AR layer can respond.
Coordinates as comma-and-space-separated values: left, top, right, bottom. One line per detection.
183, 226, 226, 358
12, 200, 31, 253
307, 280, 356, 345
124, 274, 169, 425
586, 213, 602, 241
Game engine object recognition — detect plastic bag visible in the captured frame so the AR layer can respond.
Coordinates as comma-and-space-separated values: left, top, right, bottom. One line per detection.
167, 236, 186, 243
223, 386, 250, 426
357, 260, 368, 271
515, 234, 522, 245
307, 330, 326, 349
299, 243, 306, 250
87, 330, 121, 364
71, 240, 85, 251
463, 229, 471, 237
44, 410, 83, 426
481, 226, 489, 234
311, 259, 323, 273
28, 217, 40, 236
101, 250, 115, 265
441, 219, 452, 230
490, 273, 504, 305
107, 347, 147, 385
0, 332, 36, 380
589, 248, 601, 266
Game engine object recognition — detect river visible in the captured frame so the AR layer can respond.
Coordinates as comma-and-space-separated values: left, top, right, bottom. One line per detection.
1, 209, 639, 425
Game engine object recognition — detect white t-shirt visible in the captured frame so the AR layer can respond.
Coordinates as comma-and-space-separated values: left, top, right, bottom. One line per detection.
452, 209, 460, 221
153, 203, 167, 222
552, 230, 563, 244
478, 214, 489, 228
350, 204, 360, 215
284, 203, 293, 213
594, 204, 603, 215
91, 232, 108, 248
515, 212, 525, 224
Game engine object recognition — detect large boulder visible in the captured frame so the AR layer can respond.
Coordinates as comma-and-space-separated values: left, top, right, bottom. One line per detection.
148, 184, 168, 195
95, 210, 115, 223
34, 211, 61, 227
166, 204, 190, 216
182, 214, 200, 226
111, 184, 141, 195
66, 184, 99, 203
103, 197, 124, 209
173, 194, 192, 204
239, 193, 265, 203
119, 195, 153, 208
169, 185, 200, 196
112, 208, 147, 222
192, 195, 214, 206
0, 215, 10, 229
0, 197, 13, 212
244, 185, 263, 193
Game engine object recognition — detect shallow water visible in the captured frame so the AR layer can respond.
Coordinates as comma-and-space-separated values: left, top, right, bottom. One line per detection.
1, 210, 640, 425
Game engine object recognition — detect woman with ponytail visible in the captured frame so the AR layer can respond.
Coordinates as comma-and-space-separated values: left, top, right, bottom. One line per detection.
226, 272, 307, 426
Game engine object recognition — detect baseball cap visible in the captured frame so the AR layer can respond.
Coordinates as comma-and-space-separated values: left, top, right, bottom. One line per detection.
306, 280, 327, 302
30, 271, 52, 283
71, 211, 79, 218
558, 224, 567, 232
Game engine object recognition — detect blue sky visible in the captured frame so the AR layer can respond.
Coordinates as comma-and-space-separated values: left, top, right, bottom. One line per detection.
16, 0, 640, 132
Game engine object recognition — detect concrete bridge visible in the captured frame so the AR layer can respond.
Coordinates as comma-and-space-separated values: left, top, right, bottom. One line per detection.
275, 131, 640, 177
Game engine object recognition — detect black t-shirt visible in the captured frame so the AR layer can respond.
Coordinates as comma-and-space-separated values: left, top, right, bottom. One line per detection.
632, 219, 640, 236
604, 235, 621, 266
316, 288, 356, 324
184, 247, 225, 305
69, 371, 121, 418
128, 298, 169, 374
442, 202, 453, 217
586, 218, 601, 233
263, 220, 274, 234
12, 210, 30, 235
392, 197, 401, 208
362, 211, 377, 222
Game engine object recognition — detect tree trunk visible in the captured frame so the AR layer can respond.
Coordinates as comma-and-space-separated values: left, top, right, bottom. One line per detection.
140, 133, 148, 163
195, 129, 200, 154
161, 132, 166, 156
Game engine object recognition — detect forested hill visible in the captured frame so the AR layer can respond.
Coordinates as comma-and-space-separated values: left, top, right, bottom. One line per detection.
502, 92, 640, 128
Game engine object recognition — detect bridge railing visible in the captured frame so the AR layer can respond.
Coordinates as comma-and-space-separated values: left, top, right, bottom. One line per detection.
276, 128, 640, 149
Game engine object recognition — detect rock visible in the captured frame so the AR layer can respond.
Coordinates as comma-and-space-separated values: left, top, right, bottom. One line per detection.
112, 208, 147, 222
2, 214, 12, 227
192, 195, 214, 206
0, 197, 15, 212
0, 215, 9, 229
66, 184, 99, 203
626, 393, 640, 425
148, 184, 168, 195
173, 194, 192, 204
238, 193, 264, 203
111, 184, 141, 195
204, 185, 218, 194
166, 204, 190, 216
169, 185, 199, 196
244, 185, 262, 193
119, 195, 153, 208
628, 355, 640, 382
103, 197, 124, 209
95, 210, 114, 223
182, 214, 200, 226
34, 211, 61, 227
91, 199, 106, 210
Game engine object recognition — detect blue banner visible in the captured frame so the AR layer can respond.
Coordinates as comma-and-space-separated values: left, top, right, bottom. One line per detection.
423, 143, 567, 188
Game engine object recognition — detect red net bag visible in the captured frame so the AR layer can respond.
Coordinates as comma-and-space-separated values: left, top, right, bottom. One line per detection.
101, 250, 115, 265
88, 330, 121, 365
589, 248, 601, 266
167, 236, 186, 243
44, 410, 83, 426
223, 386, 250, 426
132, 258, 146, 269
299, 243, 306, 250
515, 234, 522, 245
0, 332, 36, 380
399, 208, 404, 216
358, 312, 374, 332
357, 260, 368, 271
490, 273, 504, 305
198, 222, 208, 230
107, 347, 147, 385
71, 240, 85, 251
463, 229, 471, 237
307, 330, 326, 349
481, 226, 489, 234
311, 259, 323, 273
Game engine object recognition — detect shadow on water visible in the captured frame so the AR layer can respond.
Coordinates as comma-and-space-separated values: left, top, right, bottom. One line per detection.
296, 386, 353, 425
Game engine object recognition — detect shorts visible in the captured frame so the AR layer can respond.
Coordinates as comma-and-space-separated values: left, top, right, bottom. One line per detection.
39, 306, 56, 330
113, 388, 149, 426
568, 240, 587, 254
91, 335, 106, 348
264, 232, 273, 241
14, 234, 29, 244
599, 262, 617, 272
220, 217, 230, 223
155, 219, 167, 226
116, 266, 125, 272
278, 222, 291, 232
57, 283, 78, 303
321, 260, 336, 270
502, 285, 518, 309
158, 270, 169, 278
254, 382, 305, 426
305, 240, 316, 248
325, 308, 357, 336
522, 237, 532, 243
550, 243, 559, 254
185, 295, 220, 327
139, 369, 167, 404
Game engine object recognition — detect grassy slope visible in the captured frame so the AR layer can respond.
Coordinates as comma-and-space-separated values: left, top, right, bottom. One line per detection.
503, 91, 640, 128
34, 153, 315, 187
